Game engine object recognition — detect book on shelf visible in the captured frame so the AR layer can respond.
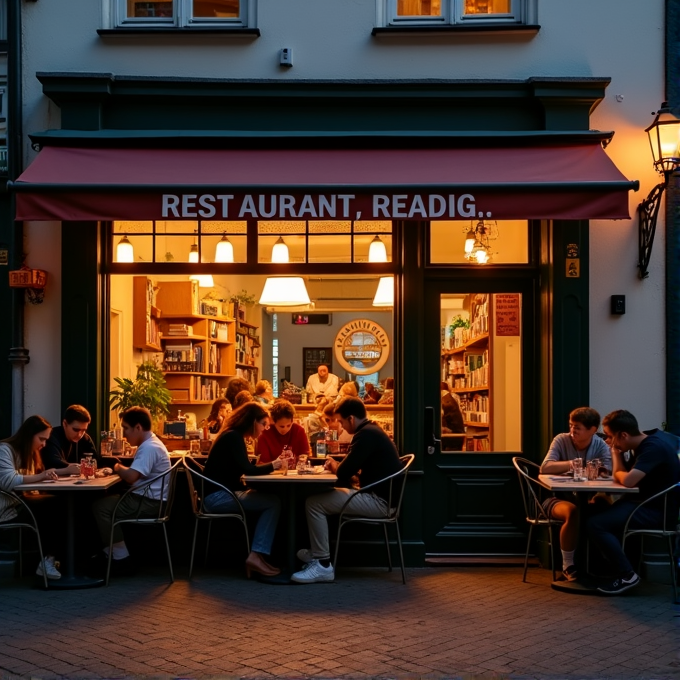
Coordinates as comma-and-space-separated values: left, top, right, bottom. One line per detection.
209, 320, 230, 342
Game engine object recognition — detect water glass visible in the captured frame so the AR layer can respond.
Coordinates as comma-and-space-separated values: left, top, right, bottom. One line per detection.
572, 457, 583, 480
280, 457, 289, 476
189, 440, 201, 455
586, 460, 598, 480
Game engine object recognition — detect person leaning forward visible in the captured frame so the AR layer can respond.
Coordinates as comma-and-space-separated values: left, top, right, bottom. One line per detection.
292, 396, 402, 584
41, 404, 100, 475
90, 407, 171, 576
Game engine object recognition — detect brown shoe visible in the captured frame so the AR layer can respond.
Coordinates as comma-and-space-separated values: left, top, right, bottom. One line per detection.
245, 551, 281, 578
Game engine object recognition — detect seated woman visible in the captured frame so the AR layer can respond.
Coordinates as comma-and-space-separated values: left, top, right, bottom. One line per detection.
362, 382, 381, 404
205, 398, 230, 438
254, 380, 274, 405
233, 390, 254, 409
334, 381, 358, 404
202, 402, 283, 578
323, 403, 353, 443
0, 415, 65, 580
257, 400, 310, 464
305, 397, 330, 444
378, 377, 394, 404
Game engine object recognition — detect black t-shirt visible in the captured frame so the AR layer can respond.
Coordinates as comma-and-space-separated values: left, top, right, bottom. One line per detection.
632, 429, 680, 514
41, 425, 100, 469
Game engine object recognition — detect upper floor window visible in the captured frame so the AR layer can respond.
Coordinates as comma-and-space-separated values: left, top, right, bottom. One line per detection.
114, 0, 250, 27
380, 0, 535, 26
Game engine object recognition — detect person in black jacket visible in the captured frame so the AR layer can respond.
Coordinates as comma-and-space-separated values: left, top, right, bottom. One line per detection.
203, 401, 284, 578
41, 404, 99, 475
292, 396, 402, 584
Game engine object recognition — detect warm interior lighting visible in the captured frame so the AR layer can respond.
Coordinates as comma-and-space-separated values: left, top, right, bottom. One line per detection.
189, 243, 199, 263
116, 235, 134, 263
372, 276, 394, 307
189, 274, 214, 288
259, 277, 310, 306
368, 235, 388, 263
271, 237, 290, 263
463, 220, 497, 264
464, 229, 476, 255
214, 234, 234, 263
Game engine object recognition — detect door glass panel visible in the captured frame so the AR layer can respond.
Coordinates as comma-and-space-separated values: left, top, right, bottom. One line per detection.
441, 293, 522, 452
397, 0, 442, 16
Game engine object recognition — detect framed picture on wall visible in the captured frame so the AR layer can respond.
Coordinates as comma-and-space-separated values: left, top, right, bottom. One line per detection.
303, 347, 333, 385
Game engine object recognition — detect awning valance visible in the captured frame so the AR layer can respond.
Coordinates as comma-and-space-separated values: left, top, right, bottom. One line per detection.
12, 144, 638, 222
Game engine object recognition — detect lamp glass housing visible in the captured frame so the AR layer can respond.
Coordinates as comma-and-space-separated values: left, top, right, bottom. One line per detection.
271, 237, 290, 263
189, 244, 199, 263
368, 235, 388, 263
373, 276, 394, 307
116, 236, 134, 263
214, 235, 234, 263
646, 104, 680, 174
259, 277, 310, 306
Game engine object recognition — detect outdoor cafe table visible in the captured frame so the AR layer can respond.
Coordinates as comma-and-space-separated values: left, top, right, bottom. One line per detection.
538, 474, 638, 594
242, 469, 337, 583
15, 475, 121, 589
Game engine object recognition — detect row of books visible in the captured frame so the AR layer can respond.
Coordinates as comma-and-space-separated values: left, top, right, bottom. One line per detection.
166, 323, 193, 337
235, 367, 257, 384
465, 437, 490, 452
209, 320, 230, 342
207, 343, 222, 374
189, 376, 223, 402
164, 343, 203, 372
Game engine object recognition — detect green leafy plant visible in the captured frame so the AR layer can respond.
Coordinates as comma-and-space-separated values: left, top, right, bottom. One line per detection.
230, 289, 256, 306
448, 314, 470, 336
109, 360, 172, 420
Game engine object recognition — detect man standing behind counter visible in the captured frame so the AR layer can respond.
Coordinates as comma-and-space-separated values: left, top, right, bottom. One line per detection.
41, 404, 100, 476
305, 364, 339, 402
292, 397, 402, 584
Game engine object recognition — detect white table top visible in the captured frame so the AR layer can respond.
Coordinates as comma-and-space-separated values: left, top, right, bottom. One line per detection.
15, 475, 121, 492
538, 474, 639, 494
243, 470, 338, 484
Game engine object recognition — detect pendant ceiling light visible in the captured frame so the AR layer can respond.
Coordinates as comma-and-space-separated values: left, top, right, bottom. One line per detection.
259, 277, 310, 306
116, 235, 134, 263
462, 220, 498, 265
215, 234, 234, 263
189, 274, 215, 288
368, 235, 388, 263
271, 237, 290, 263
189, 243, 199, 263
464, 228, 476, 255
372, 276, 394, 307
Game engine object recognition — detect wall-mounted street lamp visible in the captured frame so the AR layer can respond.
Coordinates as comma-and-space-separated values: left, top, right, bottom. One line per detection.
638, 102, 680, 279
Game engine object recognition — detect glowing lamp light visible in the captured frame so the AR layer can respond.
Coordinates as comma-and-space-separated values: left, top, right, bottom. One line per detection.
116, 236, 134, 263
646, 102, 680, 174
372, 276, 394, 307
259, 277, 310, 306
189, 243, 199, 263
464, 229, 476, 255
368, 235, 388, 263
271, 237, 290, 263
189, 274, 215, 288
215, 235, 234, 263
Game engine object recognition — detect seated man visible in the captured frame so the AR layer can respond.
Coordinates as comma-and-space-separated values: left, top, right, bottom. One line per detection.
41, 404, 100, 475
540, 407, 611, 581
588, 409, 680, 595
91, 407, 171, 574
292, 396, 402, 584
305, 364, 339, 402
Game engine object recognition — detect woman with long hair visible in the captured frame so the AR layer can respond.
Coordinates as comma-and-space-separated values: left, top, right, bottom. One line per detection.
206, 398, 230, 437
257, 399, 310, 464
203, 402, 283, 578
0, 415, 63, 580
305, 397, 329, 444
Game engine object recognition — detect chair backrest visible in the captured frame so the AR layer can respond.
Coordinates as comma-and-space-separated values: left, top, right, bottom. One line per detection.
350, 453, 414, 518
117, 458, 182, 523
512, 456, 550, 522
184, 464, 247, 518
0, 488, 36, 527
624, 481, 680, 533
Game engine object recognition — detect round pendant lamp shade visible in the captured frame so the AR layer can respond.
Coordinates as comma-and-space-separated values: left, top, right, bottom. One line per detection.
259, 277, 310, 306
116, 236, 134, 263
215, 235, 234, 263
372, 276, 394, 307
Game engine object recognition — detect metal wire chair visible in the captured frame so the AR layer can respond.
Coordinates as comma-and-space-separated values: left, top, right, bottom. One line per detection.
333, 453, 414, 584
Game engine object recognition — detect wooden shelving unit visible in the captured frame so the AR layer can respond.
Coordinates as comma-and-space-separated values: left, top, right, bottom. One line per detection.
132, 276, 162, 352
235, 319, 260, 387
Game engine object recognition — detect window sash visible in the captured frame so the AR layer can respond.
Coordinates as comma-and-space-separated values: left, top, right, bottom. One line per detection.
386, 0, 524, 25
115, 0, 248, 27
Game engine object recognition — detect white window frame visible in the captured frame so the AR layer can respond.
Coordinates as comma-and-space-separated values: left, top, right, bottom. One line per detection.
378, 0, 536, 27
110, 0, 255, 29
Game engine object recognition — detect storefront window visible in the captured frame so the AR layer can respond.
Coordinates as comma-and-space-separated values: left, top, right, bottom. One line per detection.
441, 292, 522, 452
429, 220, 529, 265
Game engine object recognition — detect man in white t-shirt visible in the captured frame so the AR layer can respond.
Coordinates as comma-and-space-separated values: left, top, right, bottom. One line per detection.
91, 407, 171, 575
305, 364, 339, 401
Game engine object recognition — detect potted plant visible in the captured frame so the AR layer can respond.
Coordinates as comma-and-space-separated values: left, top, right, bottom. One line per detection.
109, 360, 172, 432
448, 315, 470, 348
230, 289, 256, 320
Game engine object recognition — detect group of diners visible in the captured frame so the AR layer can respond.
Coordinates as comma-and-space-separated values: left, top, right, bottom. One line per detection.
540, 406, 680, 595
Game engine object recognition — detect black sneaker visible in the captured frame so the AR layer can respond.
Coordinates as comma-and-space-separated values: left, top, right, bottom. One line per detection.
563, 564, 578, 582
597, 572, 640, 595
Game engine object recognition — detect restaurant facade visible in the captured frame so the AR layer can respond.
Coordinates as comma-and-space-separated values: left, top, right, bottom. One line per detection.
2, 0, 668, 565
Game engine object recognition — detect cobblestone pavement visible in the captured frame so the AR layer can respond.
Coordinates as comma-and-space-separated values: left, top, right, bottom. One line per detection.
0, 566, 678, 680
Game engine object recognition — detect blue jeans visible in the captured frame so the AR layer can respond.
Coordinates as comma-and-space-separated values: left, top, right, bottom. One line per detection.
587, 499, 663, 576
204, 488, 280, 556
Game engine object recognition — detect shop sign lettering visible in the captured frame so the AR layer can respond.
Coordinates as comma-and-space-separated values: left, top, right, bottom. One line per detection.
161, 193, 489, 221
334, 319, 391, 376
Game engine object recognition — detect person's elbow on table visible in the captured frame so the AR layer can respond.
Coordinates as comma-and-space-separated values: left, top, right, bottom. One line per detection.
619, 468, 645, 488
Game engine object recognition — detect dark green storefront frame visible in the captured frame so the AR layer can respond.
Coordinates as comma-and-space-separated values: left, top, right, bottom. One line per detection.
24, 75, 601, 565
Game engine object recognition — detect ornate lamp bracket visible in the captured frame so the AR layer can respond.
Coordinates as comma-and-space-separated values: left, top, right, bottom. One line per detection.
637, 180, 667, 279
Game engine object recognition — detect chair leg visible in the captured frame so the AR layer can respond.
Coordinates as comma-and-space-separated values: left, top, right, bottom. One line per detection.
383, 524, 393, 572
18, 527, 23, 577
33, 528, 48, 590
105, 526, 115, 586
189, 517, 199, 579
162, 524, 174, 583
394, 521, 406, 585
668, 535, 678, 604
522, 524, 533, 583
548, 524, 556, 582
204, 521, 213, 566
242, 519, 250, 556
333, 519, 344, 573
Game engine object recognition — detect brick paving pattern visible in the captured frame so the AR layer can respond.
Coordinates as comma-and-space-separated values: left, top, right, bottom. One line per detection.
0, 566, 678, 679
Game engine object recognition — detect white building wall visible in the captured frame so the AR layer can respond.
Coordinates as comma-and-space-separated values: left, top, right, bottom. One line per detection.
19, 0, 666, 428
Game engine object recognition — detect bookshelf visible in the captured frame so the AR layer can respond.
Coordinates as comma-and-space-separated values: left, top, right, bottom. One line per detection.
132, 277, 162, 352
235, 319, 260, 387
442, 293, 492, 451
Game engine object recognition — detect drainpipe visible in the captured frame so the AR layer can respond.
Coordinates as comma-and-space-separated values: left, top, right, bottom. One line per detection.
7, 0, 28, 432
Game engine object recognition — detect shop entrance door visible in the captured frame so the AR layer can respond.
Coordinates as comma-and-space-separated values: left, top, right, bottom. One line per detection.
422, 277, 536, 557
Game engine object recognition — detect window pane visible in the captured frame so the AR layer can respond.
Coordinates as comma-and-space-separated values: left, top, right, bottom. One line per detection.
429, 220, 528, 264
126, 1, 173, 18
441, 293, 522, 452
193, 0, 240, 17
155, 235, 198, 263
308, 235, 352, 263
156, 220, 199, 235
258, 235, 306, 263
397, 0, 442, 15
113, 221, 154, 234
200, 235, 247, 263
353, 234, 392, 263
114, 235, 153, 262
464, 0, 511, 14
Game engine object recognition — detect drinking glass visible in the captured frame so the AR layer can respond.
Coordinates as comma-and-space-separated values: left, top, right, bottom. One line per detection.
280, 457, 289, 476
586, 460, 598, 480
189, 440, 201, 455
572, 457, 583, 480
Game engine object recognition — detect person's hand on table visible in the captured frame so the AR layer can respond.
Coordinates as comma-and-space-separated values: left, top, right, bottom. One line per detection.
324, 457, 339, 473
41, 469, 58, 481
59, 463, 81, 476
272, 459, 283, 470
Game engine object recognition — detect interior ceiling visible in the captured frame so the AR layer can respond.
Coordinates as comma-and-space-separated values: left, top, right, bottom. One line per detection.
266, 277, 383, 313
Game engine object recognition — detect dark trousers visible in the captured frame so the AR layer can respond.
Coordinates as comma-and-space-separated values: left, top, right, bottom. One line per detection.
587, 500, 663, 576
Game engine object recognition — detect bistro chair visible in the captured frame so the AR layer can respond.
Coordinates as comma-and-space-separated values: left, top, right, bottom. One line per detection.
512, 456, 564, 583
0, 488, 49, 589
184, 465, 250, 578
106, 458, 182, 586
622, 482, 680, 603
333, 453, 414, 584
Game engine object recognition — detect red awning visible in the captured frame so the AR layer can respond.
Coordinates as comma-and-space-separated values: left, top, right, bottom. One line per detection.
13, 144, 637, 221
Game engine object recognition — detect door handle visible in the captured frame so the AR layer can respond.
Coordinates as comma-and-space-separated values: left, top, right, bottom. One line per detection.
424, 406, 441, 455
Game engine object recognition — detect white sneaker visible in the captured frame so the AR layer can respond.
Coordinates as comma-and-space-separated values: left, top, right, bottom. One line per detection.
36, 556, 61, 580
296, 548, 314, 564
291, 559, 334, 584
